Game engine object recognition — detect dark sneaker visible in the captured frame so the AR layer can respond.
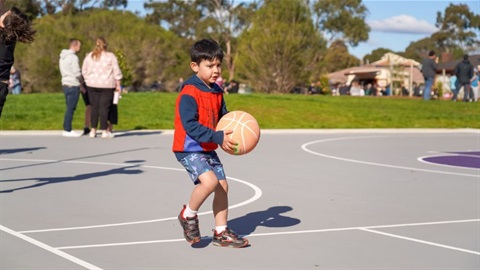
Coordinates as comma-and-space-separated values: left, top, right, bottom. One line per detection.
83, 127, 91, 135
178, 205, 200, 244
212, 227, 249, 248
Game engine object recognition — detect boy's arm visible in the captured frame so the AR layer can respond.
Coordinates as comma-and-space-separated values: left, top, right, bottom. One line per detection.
179, 95, 224, 145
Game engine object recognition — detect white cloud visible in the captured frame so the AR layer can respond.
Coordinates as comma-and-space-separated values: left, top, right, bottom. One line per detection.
368, 15, 439, 34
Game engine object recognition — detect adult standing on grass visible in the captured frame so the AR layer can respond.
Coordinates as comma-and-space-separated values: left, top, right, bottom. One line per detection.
450, 74, 458, 100
59, 38, 85, 137
420, 50, 438, 101
82, 37, 122, 139
470, 68, 478, 102
454, 54, 474, 102
0, 5, 35, 118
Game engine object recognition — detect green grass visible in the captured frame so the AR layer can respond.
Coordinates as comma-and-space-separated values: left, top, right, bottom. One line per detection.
1, 92, 479, 130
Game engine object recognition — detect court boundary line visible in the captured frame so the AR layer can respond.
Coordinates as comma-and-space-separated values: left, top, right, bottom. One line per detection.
0, 158, 262, 233
360, 228, 480, 255
54, 219, 480, 256
0, 224, 102, 269
301, 136, 480, 178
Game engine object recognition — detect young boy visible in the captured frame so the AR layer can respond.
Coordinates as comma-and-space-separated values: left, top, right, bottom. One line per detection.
0, 6, 35, 117
173, 39, 248, 248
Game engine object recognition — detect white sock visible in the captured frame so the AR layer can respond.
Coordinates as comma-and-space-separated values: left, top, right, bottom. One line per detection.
215, 225, 227, 234
183, 204, 197, 219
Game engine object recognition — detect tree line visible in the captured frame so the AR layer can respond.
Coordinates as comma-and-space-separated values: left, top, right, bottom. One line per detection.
6, 0, 480, 94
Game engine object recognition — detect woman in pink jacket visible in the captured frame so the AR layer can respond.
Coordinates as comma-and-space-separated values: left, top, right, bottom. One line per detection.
82, 37, 122, 139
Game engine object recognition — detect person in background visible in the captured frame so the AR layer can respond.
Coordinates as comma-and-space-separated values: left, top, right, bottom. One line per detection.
400, 83, 409, 96
8, 65, 20, 94
80, 82, 92, 135
82, 37, 122, 139
454, 54, 474, 102
59, 38, 84, 137
224, 80, 239, 94
449, 74, 458, 101
215, 74, 224, 89
349, 81, 364, 96
471, 68, 479, 102
0, 6, 35, 117
175, 77, 184, 92
421, 50, 438, 101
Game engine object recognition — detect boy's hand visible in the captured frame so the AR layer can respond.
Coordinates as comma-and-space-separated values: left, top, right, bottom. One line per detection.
221, 130, 238, 152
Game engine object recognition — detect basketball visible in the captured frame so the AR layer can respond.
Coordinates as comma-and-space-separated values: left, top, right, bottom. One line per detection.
216, 111, 260, 155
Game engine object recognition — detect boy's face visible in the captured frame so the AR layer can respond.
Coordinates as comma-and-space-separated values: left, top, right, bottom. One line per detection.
190, 58, 222, 86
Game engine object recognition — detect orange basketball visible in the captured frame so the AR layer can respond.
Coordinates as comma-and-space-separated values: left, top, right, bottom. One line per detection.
216, 111, 260, 155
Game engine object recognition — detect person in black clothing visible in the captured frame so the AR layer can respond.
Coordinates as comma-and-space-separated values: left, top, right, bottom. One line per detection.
0, 6, 36, 117
454, 54, 474, 102
224, 80, 239, 94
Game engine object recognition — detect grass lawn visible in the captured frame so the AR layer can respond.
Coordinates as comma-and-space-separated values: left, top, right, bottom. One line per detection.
1, 92, 479, 130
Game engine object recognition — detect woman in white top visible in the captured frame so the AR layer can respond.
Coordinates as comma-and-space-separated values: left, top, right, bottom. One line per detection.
82, 37, 122, 138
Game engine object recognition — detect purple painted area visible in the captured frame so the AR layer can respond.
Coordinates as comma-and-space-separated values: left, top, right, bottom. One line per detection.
448, 151, 480, 157
424, 155, 480, 169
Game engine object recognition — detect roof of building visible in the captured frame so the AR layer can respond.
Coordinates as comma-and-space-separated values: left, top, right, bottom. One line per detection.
328, 52, 424, 84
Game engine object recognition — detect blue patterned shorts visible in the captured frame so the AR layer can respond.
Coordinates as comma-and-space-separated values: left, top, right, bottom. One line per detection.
179, 152, 226, 184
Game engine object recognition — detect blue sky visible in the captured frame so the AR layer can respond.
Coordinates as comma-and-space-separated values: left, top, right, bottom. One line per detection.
125, 0, 479, 59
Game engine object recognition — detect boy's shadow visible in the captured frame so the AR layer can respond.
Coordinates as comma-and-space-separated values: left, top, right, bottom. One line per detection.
228, 206, 301, 235
0, 165, 143, 193
193, 206, 300, 248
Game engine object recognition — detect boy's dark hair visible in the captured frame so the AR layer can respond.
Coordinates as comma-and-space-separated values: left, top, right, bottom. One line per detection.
463, 54, 469, 61
428, 50, 435, 57
3, 7, 36, 43
190, 39, 223, 64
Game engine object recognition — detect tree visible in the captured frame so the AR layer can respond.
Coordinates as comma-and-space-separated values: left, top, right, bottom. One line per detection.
324, 40, 359, 72
4, 0, 41, 20
16, 9, 189, 93
32, 0, 128, 15
312, 0, 369, 47
195, 0, 257, 81
363, 48, 393, 64
145, 0, 201, 39
404, 36, 463, 62
435, 3, 480, 52
236, 0, 326, 93
145, 0, 257, 81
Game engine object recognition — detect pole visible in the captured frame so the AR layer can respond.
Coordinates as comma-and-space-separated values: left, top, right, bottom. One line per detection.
409, 62, 413, 97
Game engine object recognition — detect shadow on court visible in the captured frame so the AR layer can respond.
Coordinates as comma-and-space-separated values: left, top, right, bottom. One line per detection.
113, 131, 163, 138
191, 206, 300, 248
0, 147, 46, 155
0, 165, 143, 193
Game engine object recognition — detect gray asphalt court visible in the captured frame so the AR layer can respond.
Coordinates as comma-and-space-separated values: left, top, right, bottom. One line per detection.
0, 129, 479, 269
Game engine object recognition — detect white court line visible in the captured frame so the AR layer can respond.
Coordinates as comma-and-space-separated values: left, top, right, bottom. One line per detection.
0, 224, 102, 269
55, 219, 480, 254
301, 136, 480, 178
0, 158, 262, 233
360, 228, 480, 256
